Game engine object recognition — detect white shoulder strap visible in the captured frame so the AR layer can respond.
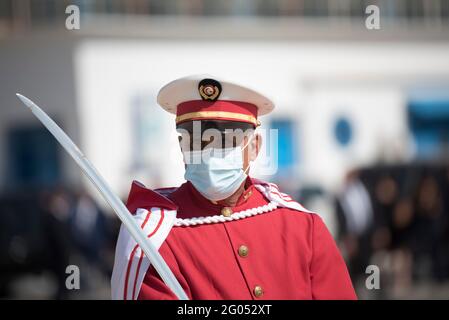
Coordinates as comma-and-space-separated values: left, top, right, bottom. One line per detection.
111, 207, 176, 300
254, 182, 315, 214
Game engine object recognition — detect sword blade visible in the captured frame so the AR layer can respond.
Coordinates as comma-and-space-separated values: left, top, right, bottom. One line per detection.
16, 93, 188, 300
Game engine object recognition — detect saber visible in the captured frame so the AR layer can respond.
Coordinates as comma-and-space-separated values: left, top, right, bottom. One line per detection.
16, 93, 188, 300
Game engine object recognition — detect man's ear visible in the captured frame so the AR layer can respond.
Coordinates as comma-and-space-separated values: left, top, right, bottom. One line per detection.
178, 136, 183, 153
178, 136, 188, 168
177, 127, 190, 156
249, 133, 262, 161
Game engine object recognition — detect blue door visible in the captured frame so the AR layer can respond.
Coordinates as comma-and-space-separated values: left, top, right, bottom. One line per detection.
408, 98, 449, 159
270, 119, 299, 177
7, 127, 61, 189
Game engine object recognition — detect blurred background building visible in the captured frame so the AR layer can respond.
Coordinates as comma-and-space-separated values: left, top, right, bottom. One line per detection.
0, 0, 448, 299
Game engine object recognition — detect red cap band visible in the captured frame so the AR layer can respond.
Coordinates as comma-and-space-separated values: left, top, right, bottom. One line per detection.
176, 100, 258, 126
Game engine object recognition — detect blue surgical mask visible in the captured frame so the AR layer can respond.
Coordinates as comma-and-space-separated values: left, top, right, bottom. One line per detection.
183, 144, 250, 201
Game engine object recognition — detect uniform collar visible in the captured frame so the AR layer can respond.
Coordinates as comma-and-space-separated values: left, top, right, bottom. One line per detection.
168, 176, 269, 219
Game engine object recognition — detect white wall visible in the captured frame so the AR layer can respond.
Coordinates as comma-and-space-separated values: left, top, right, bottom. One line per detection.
302, 83, 408, 191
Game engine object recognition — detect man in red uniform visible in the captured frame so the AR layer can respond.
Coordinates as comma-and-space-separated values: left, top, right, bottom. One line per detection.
111, 75, 356, 300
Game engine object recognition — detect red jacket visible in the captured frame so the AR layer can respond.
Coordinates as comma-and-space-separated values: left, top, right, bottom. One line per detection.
119, 177, 356, 300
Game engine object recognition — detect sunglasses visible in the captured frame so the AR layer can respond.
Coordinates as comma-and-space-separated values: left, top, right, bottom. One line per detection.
176, 120, 255, 151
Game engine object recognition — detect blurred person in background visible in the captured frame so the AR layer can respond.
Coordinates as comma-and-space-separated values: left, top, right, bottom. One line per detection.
41, 188, 72, 299
69, 190, 110, 290
336, 170, 373, 287
338, 164, 449, 298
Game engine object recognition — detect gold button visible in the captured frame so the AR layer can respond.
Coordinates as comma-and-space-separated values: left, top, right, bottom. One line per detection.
238, 245, 249, 257
253, 285, 263, 298
221, 207, 232, 217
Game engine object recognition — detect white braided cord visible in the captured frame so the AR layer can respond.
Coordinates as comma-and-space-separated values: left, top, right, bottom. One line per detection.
173, 200, 278, 227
